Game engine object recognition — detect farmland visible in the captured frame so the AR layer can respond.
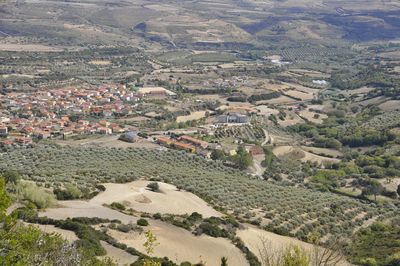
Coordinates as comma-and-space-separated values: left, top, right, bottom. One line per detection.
1, 145, 398, 243
0, 0, 400, 264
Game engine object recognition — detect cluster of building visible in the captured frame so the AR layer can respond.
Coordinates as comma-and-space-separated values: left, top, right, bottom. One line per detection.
218, 113, 250, 124
157, 135, 209, 155
156, 133, 264, 160
0, 84, 176, 145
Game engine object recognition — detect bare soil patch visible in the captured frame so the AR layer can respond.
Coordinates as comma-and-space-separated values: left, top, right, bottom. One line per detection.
237, 226, 350, 266
89, 60, 112, 65
273, 146, 340, 164
91, 181, 222, 217
0, 43, 63, 52
378, 100, 400, 111
107, 221, 248, 266
299, 110, 328, 124
176, 111, 207, 123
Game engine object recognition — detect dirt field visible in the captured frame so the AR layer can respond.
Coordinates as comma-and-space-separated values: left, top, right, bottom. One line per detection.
288, 69, 330, 79
342, 86, 374, 96
282, 82, 320, 94
256, 95, 297, 105
301, 146, 342, 158
91, 181, 221, 217
39, 181, 247, 265
379, 177, 400, 192
237, 225, 314, 255
237, 226, 349, 266
40, 200, 138, 223
278, 112, 305, 127
299, 110, 328, 124
356, 96, 387, 107
273, 146, 340, 164
378, 100, 400, 111
41, 181, 220, 220
0, 43, 64, 52
176, 111, 207, 123
255, 105, 280, 116
284, 89, 314, 101
107, 221, 248, 266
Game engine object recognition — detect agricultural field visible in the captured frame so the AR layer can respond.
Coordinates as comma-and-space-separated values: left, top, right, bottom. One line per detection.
176, 111, 208, 123
214, 125, 265, 143
1, 0, 400, 264
298, 109, 328, 124
1, 145, 398, 243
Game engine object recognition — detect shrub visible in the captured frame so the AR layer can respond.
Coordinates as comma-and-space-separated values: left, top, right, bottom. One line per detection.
153, 213, 162, 220
16, 182, 56, 209
147, 182, 159, 192
137, 218, 149, 226
110, 202, 125, 211
54, 184, 82, 200
198, 222, 227, 238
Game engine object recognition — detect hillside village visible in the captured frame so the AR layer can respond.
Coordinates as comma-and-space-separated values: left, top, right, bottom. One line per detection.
0, 0, 400, 265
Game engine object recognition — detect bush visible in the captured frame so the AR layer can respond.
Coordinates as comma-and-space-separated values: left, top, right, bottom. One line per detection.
16, 182, 56, 209
110, 202, 125, 211
54, 184, 82, 200
147, 182, 159, 192
153, 213, 162, 220
198, 222, 228, 238
137, 218, 149, 226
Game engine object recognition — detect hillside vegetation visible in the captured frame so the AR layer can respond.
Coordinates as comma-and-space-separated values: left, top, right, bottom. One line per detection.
0, 145, 398, 243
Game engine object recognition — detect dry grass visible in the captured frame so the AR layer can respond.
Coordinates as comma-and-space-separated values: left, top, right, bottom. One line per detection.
176, 111, 207, 123
378, 100, 400, 111
284, 90, 314, 101
301, 146, 342, 158
40, 200, 137, 222
278, 112, 305, 127
298, 110, 328, 124
256, 96, 297, 105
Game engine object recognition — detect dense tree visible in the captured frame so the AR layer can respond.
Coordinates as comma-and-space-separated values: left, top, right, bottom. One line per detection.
211, 149, 226, 161
232, 145, 253, 170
